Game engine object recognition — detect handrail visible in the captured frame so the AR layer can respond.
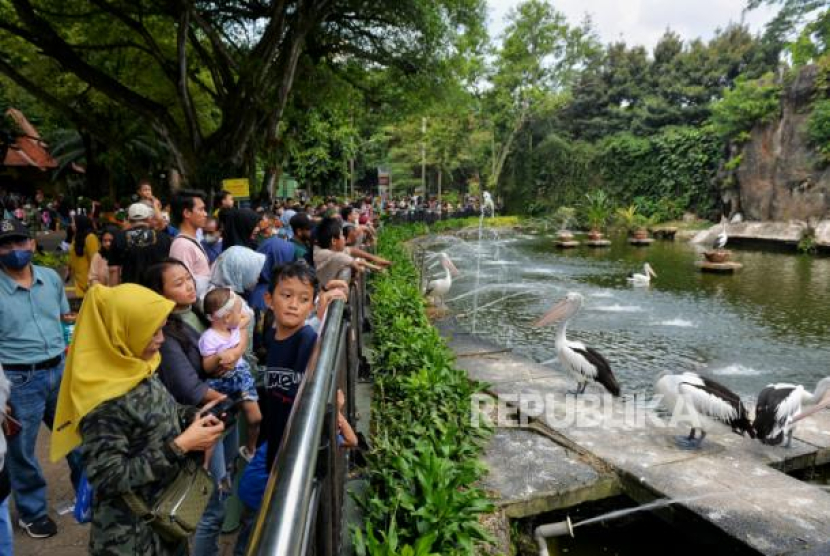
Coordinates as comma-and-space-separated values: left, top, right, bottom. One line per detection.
247, 267, 357, 556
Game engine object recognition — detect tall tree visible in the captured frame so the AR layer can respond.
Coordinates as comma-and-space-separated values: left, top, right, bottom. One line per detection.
486, 0, 599, 191
0, 0, 484, 188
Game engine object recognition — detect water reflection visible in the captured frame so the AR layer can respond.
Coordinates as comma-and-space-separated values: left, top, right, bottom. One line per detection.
418, 232, 830, 397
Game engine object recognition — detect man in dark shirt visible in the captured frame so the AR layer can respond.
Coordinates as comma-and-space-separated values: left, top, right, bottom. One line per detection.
105, 203, 173, 285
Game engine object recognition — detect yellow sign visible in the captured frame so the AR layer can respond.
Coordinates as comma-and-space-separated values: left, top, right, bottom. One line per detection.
222, 178, 250, 199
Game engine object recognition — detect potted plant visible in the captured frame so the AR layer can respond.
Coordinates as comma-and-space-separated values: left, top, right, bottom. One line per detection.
615, 205, 639, 237
583, 190, 611, 240
553, 206, 576, 240
632, 214, 651, 239
704, 250, 732, 263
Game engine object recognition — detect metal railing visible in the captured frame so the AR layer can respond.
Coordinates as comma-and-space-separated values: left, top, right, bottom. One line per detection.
247, 267, 367, 556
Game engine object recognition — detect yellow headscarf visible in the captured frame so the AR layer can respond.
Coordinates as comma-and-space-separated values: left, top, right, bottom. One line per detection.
50, 284, 175, 461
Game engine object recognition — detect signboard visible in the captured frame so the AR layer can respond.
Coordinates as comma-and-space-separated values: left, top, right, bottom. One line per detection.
378, 166, 391, 199
222, 178, 250, 199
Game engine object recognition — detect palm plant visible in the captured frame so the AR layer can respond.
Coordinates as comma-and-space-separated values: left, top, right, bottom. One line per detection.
583, 190, 612, 235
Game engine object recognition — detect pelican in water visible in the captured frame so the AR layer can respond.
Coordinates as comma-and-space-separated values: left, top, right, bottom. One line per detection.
754, 378, 830, 447
713, 221, 728, 250
424, 252, 459, 306
533, 292, 621, 397
627, 263, 657, 286
655, 371, 755, 449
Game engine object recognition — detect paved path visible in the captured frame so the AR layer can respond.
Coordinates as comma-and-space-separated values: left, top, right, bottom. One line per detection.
438, 320, 830, 556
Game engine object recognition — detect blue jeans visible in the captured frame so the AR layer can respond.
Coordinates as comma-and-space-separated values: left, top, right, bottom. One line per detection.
5, 360, 83, 522
192, 423, 238, 556
0, 497, 12, 555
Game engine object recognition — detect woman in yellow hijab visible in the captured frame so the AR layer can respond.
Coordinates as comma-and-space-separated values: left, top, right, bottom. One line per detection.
52, 284, 225, 556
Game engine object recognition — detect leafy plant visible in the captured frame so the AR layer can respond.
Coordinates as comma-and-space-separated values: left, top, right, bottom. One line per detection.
33, 251, 67, 270
582, 190, 612, 231
709, 73, 781, 143
354, 220, 496, 555
552, 206, 576, 231
808, 98, 830, 162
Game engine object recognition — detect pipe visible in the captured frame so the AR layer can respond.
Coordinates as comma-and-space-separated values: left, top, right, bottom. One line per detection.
535, 516, 574, 556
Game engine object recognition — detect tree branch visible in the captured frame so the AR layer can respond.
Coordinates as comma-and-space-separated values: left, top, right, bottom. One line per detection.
0, 55, 112, 141
9, 0, 184, 145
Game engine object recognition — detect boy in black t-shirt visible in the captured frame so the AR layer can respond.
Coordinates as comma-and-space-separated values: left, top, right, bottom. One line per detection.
261, 261, 318, 468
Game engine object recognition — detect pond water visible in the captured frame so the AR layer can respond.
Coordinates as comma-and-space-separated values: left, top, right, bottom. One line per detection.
417, 230, 830, 398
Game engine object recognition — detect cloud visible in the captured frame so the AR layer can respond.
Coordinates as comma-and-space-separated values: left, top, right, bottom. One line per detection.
487, 0, 779, 52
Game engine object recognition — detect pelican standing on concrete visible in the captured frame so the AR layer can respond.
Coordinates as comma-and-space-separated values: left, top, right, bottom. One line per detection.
627, 263, 657, 286
533, 292, 621, 397
655, 372, 754, 448
424, 252, 459, 307
754, 378, 830, 447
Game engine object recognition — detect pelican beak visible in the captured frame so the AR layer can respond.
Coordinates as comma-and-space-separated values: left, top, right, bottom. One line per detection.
649, 267, 657, 278
533, 299, 571, 327
444, 258, 460, 277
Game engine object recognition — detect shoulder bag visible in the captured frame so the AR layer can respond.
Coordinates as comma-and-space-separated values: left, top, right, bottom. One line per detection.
122, 458, 214, 542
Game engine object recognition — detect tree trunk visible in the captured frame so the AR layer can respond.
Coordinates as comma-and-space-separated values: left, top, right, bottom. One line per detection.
437, 167, 442, 213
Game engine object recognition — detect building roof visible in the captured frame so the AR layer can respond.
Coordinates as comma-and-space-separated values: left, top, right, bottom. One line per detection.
2, 108, 58, 171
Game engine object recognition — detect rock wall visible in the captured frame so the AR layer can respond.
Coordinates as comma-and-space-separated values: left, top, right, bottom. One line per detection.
733, 65, 830, 222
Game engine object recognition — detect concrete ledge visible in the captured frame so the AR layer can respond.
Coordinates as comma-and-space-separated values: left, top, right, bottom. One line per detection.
693, 221, 808, 247
814, 220, 830, 248
442, 323, 830, 555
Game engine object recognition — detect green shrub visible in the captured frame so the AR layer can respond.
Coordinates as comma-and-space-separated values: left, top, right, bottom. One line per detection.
808, 98, 830, 161
709, 74, 781, 142
355, 222, 494, 555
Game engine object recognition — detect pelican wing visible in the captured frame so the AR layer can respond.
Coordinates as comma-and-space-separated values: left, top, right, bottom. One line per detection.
572, 346, 621, 397
682, 377, 755, 437
754, 385, 797, 443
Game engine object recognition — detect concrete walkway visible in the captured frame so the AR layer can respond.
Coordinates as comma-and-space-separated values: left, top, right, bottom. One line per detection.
438, 320, 830, 556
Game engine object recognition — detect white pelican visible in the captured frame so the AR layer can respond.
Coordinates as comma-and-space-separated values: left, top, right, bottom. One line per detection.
627, 263, 657, 286
424, 252, 459, 306
482, 191, 495, 216
754, 378, 830, 447
533, 292, 621, 397
713, 221, 728, 250
655, 372, 755, 449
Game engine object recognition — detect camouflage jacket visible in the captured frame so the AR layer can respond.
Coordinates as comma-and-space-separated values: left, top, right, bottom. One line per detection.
80, 374, 198, 556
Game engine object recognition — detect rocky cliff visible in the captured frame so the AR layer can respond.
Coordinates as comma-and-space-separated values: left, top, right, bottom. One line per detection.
728, 65, 830, 222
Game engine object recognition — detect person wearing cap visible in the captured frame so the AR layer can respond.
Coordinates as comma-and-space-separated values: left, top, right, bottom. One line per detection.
105, 203, 173, 286
0, 218, 83, 539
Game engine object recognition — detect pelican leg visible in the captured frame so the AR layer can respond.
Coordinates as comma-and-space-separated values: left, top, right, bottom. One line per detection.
784, 430, 794, 449
567, 382, 585, 397
674, 428, 704, 450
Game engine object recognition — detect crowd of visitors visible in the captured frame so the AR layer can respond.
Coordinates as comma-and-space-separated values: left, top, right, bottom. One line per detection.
0, 181, 390, 555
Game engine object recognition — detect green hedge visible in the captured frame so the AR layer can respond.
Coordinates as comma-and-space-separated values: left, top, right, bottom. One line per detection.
353, 222, 494, 556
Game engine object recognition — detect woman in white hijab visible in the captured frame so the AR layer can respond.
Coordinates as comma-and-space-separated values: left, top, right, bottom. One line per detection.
209, 246, 266, 295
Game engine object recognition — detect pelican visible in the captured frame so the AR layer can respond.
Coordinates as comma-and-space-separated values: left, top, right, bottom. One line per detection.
533, 292, 621, 397
655, 371, 755, 449
424, 252, 459, 306
482, 191, 495, 216
627, 263, 657, 286
754, 378, 830, 447
713, 221, 728, 250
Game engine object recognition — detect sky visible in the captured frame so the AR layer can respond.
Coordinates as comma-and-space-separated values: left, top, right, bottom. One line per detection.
487, 0, 781, 51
